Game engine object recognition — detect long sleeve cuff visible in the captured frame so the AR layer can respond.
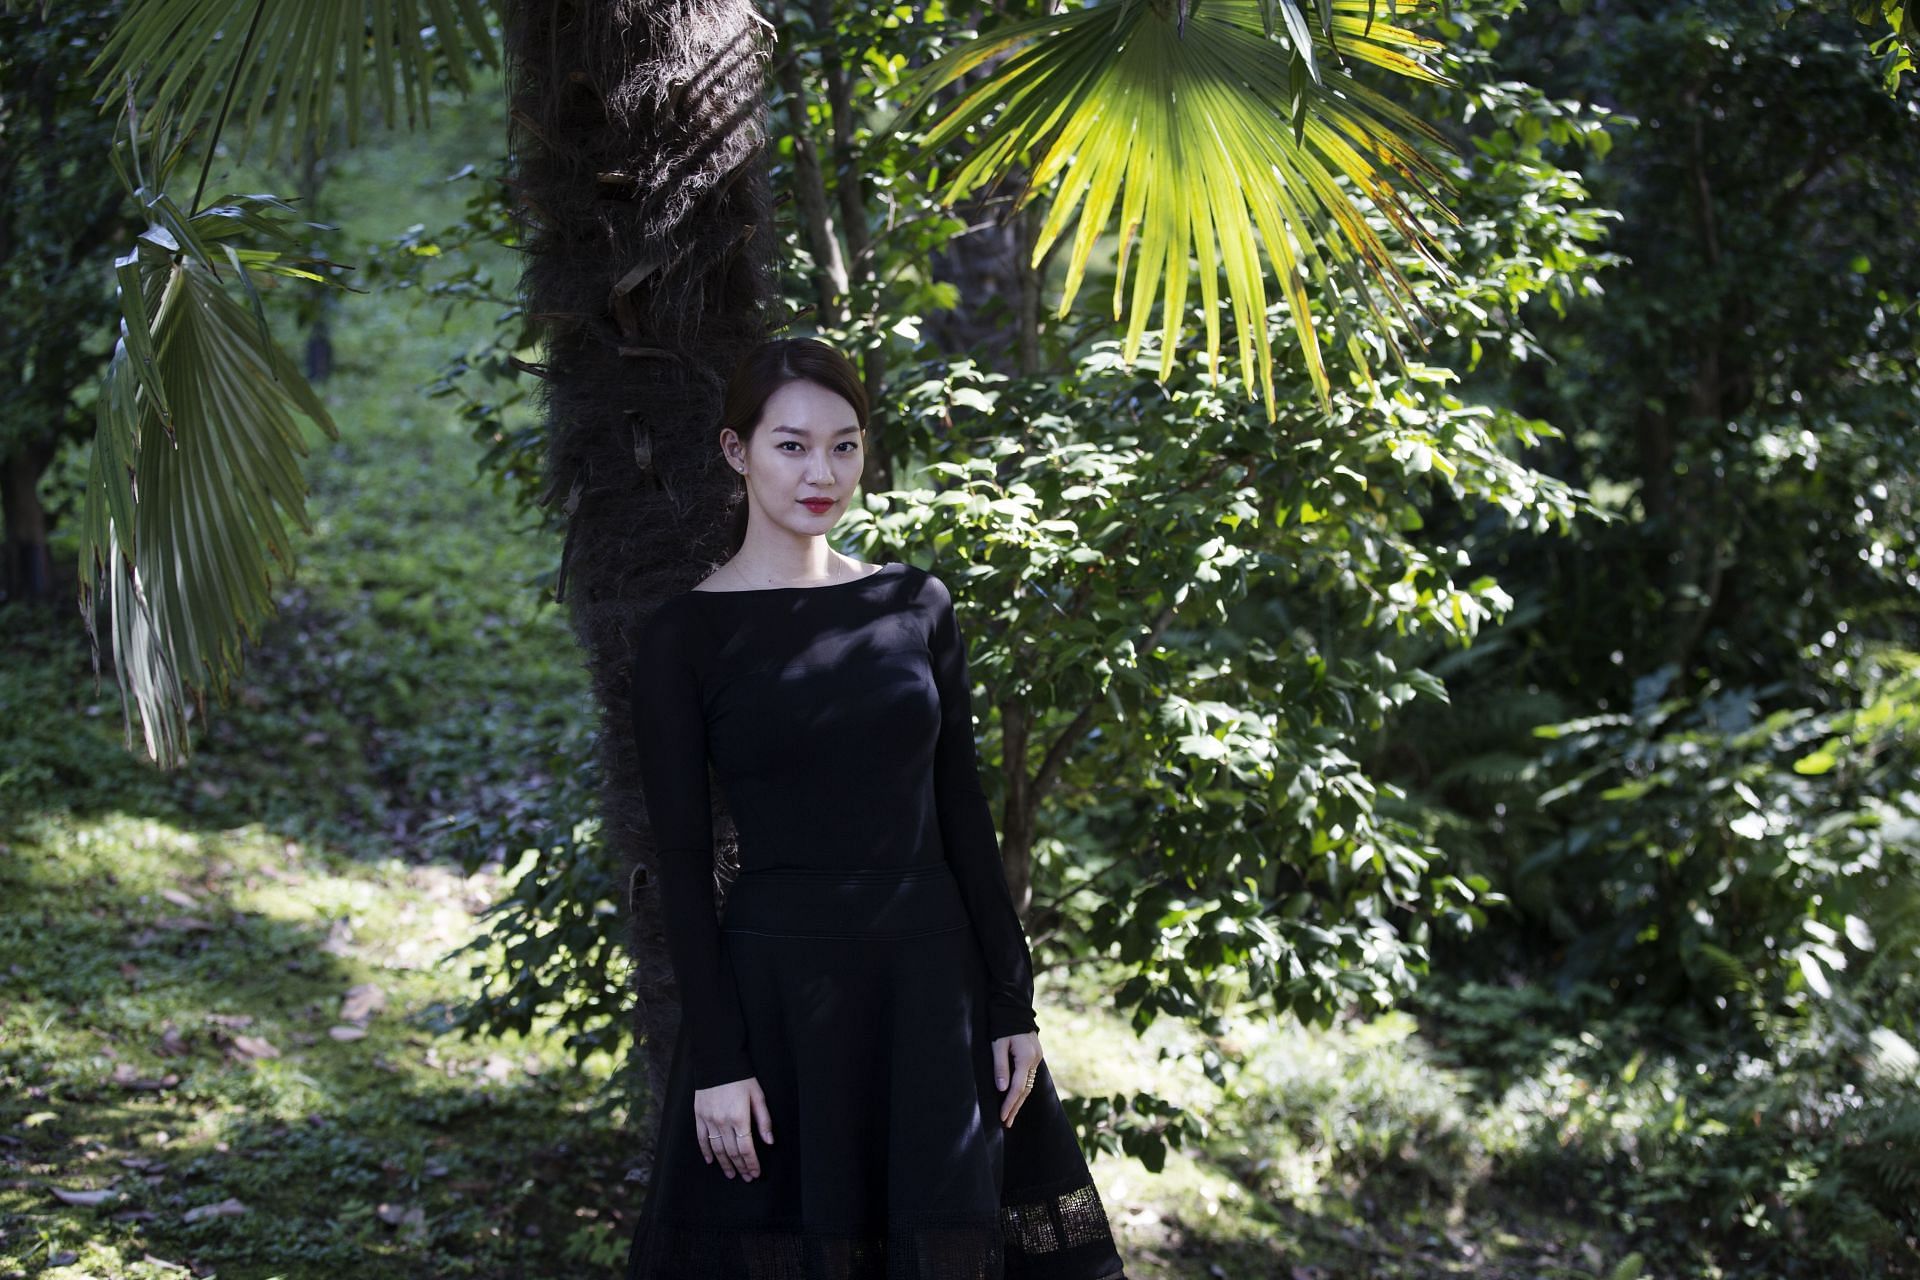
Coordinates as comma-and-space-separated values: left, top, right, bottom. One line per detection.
987, 995, 1040, 1040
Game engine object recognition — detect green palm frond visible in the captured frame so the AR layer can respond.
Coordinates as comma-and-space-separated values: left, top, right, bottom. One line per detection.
90, 0, 499, 161
890, 0, 1461, 421
79, 126, 344, 767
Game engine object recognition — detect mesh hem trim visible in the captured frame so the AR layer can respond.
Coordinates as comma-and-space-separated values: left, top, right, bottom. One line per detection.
629, 1178, 1127, 1279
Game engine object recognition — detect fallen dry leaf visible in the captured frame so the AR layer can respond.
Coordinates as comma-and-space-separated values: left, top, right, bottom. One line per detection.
159, 888, 200, 909
50, 1185, 118, 1207
111, 1063, 180, 1091
226, 1034, 280, 1060
376, 1202, 429, 1242
182, 1196, 247, 1223
328, 1024, 369, 1042
340, 982, 387, 1024
153, 915, 215, 932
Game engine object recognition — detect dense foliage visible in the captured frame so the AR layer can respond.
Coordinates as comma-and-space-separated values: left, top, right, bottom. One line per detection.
0, 3, 132, 601
1387, 0, 1920, 1269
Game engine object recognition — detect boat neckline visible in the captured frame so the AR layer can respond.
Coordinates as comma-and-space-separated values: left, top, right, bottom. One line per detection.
685, 561, 904, 596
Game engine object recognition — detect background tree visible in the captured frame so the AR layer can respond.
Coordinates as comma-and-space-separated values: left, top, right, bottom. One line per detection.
0, 2, 132, 605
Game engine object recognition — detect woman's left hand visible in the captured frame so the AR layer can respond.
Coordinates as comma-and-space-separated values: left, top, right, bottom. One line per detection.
992, 1031, 1043, 1128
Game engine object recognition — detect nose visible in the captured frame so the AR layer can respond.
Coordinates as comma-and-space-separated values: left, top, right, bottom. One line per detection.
805, 450, 835, 485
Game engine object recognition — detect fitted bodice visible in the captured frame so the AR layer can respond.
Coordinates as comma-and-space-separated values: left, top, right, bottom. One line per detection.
627, 561, 1038, 1089
683, 564, 949, 871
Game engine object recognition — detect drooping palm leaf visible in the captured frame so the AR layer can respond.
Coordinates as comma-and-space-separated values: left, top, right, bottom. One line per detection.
889, 0, 1461, 420
78, 129, 344, 767
90, 0, 500, 161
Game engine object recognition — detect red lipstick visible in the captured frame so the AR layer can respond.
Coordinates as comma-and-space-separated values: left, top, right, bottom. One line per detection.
800, 498, 835, 513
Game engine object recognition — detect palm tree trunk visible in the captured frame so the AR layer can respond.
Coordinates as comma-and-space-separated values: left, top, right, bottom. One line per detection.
504, 0, 775, 1115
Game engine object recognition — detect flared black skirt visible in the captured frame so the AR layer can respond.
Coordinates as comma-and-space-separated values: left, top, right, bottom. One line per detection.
625, 860, 1128, 1280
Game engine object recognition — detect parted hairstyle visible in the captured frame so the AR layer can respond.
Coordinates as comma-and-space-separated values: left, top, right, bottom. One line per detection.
719, 338, 870, 557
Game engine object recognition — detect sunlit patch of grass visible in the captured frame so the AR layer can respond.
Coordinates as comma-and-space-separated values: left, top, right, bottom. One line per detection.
1, 804, 634, 1278
1043, 959, 1651, 1278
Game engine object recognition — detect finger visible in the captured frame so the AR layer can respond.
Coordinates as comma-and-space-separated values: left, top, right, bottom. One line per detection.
1003, 1058, 1037, 1125
993, 1037, 1013, 1092
734, 1128, 760, 1178
1011, 1070, 1036, 1125
998, 1045, 1024, 1122
715, 1130, 740, 1179
721, 1127, 754, 1179
750, 1085, 775, 1145
695, 1119, 714, 1165
1008, 1077, 1035, 1126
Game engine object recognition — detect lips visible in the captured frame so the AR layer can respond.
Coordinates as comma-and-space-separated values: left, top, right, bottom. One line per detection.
799, 499, 835, 511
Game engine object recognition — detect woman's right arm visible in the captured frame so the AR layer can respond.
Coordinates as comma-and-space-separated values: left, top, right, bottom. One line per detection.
627, 600, 757, 1091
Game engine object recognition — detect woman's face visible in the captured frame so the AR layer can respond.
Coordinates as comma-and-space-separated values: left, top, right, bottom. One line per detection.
722, 379, 865, 538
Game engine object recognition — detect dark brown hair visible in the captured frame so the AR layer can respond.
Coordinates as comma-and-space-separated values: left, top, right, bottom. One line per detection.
718, 338, 869, 557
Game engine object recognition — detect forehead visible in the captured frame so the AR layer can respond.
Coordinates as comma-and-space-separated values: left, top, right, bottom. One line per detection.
761, 379, 859, 434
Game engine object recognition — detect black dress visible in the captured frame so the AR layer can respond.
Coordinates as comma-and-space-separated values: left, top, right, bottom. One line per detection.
624, 560, 1128, 1280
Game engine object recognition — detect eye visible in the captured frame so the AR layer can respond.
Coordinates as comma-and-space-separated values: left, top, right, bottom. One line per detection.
835, 441, 859, 452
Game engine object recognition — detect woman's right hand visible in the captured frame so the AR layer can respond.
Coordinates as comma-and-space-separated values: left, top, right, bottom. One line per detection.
693, 1076, 773, 1180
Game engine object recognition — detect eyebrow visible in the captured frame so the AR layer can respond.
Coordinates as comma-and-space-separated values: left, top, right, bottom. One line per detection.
771, 424, 861, 436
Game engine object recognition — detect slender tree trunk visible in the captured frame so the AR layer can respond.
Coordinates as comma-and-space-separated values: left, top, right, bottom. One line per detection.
923, 192, 1025, 365
773, 49, 848, 321
299, 136, 334, 382
1, 441, 56, 604
505, 0, 776, 1115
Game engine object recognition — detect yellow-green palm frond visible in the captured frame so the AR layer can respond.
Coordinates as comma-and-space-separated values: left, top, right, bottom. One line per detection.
91, 0, 500, 160
79, 126, 345, 767
889, 0, 1461, 421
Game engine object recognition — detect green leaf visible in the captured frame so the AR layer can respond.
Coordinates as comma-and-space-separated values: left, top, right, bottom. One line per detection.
884, 0, 1460, 422
1610, 1252, 1646, 1280
91, 0, 499, 162
77, 146, 342, 766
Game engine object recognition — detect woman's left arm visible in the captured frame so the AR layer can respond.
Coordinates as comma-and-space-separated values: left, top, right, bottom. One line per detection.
924, 572, 1040, 1042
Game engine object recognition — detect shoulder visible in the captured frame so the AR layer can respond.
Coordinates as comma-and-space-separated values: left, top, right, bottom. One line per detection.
633, 592, 706, 667
894, 562, 957, 617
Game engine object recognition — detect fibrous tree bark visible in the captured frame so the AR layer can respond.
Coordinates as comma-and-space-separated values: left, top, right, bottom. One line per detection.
504, 0, 776, 1114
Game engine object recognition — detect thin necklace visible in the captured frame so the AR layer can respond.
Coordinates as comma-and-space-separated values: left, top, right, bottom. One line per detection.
719, 557, 854, 590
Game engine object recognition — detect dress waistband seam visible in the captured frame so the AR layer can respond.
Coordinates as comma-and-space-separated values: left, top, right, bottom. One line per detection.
732, 860, 949, 882
721, 923, 973, 940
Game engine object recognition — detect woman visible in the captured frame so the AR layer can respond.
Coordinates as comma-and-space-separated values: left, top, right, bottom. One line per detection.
624, 337, 1129, 1279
